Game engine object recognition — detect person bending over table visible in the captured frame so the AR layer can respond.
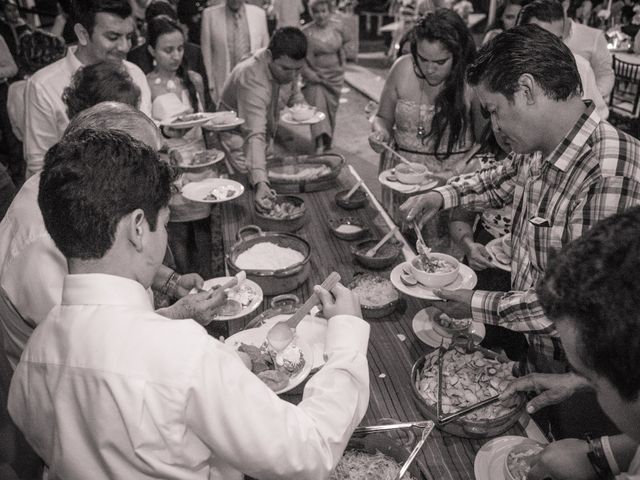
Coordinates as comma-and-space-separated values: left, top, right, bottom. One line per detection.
401, 25, 640, 377
0, 103, 224, 371
8, 129, 370, 480
500, 207, 640, 480
219, 27, 311, 211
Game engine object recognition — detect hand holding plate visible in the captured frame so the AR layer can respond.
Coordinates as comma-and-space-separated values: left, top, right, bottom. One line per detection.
429, 288, 473, 318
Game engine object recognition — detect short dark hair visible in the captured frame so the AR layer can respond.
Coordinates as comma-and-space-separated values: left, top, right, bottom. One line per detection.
72, 0, 132, 35
518, 0, 564, 26
466, 24, 580, 101
18, 29, 67, 76
145, 0, 177, 23
538, 206, 640, 402
62, 60, 141, 119
268, 27, 307, 61
38, 129, 175, 260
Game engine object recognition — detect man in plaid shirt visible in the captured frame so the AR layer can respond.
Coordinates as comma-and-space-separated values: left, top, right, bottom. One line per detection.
402, 25, 640, 375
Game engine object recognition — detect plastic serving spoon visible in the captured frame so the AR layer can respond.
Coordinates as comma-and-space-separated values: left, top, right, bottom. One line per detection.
343, 180, 363, 200
365, 227, 398, 257
266, 272, 341, 353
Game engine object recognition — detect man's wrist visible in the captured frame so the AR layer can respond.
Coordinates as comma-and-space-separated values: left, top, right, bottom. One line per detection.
161, 271, 181, 299
586, 434, 616, 480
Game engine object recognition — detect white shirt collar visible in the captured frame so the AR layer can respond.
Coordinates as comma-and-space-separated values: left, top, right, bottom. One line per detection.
62, 273, 153, 310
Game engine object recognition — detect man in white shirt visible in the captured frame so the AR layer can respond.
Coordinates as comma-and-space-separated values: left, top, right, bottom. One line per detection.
8, 128, 370, 480
562, 0, 614, 98
23, 0, 152, 177
0, 102, 225, 370
518, 0, 609, 119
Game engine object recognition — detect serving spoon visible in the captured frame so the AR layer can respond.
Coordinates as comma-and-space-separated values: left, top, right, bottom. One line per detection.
365, 227, 397, 257
378, 142, 422, 173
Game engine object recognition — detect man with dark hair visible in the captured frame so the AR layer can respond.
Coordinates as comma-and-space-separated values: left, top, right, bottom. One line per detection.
518, 0, 609, 119
402, 25, 640, 377
505, 207, 640, 479
126, 0, 213, 110
219, 27, 310, 210
7, 128, 370, 479
23, 0, 152, 176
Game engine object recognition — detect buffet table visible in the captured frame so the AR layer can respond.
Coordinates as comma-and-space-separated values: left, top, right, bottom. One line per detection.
218, 171, 530, 480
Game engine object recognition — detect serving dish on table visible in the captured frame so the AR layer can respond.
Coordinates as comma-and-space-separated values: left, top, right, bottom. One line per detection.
390, 261, 477, 301
351, 238, 401, 270
254, 195, 307, 233
328, 216, 369, 241
267, 153, 345, 193
192, 276, 263, 321
226, 225, 311, 296
348, 273, 399, 320
335, 189, 368, 210
411, 335, 526, 438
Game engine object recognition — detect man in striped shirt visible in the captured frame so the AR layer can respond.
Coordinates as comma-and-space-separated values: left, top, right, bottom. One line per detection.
402, 25, 640, 375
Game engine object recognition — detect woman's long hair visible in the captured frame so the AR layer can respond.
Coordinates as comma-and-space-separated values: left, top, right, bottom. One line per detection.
409, 9, 476, 159
147, 15, 199, 112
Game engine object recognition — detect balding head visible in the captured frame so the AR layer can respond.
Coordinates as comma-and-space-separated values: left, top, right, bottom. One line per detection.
64, 101, 162, 151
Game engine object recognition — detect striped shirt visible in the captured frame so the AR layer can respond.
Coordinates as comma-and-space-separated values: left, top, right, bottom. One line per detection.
436, 103, 640, 374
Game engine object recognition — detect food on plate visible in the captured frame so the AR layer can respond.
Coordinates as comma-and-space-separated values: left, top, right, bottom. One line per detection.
203, 184, 237, 201
216, 299, 242, 316
414, 255, 456, 274
210, 111, 237, 125
492, 239, 511, 265
169, 147, 222, 167
436, 313, 470, 330
506, 443, 544, 480
235, 340, 306, 391
351, 275, 398, 307
234, 242, 305, 271
329, 450, 417, 480
227, 283, 258, 307
269, 164, 332, 182
172, 112, 206, 123
290, 103, 315, 121
395, 162, 429, 185
237, 350, 253, 370
416, 347, 518, 419
335, 224, 363, 234
263, 201, 305, 219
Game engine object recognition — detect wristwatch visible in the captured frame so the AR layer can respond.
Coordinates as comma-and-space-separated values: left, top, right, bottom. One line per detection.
586, 434, 615, 480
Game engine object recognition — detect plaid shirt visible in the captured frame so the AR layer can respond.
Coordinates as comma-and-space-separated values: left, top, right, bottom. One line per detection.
436, 104, 640, 374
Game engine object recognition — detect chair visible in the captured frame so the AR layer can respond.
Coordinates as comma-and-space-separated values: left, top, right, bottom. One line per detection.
608, 55, 640, 137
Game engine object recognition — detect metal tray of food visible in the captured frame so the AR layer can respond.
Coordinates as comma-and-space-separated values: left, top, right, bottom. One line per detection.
267, 153, 345, 193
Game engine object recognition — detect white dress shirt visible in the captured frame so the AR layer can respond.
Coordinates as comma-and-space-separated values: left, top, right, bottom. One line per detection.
574, 52, 609, 119
7, 79, 26, 141
9, 273, 371, 480
565, 19, 615, 98
0, 174, 66, 369
23, 47, 152, 177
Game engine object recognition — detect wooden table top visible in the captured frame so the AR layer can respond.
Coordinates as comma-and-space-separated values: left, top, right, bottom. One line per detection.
218, 171, 527, 480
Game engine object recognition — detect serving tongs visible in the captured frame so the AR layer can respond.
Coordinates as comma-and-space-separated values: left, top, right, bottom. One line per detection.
412, 221, 438, 271
434, 334, 503, 426
352, 420, 434, 436
395, 422, 435, 480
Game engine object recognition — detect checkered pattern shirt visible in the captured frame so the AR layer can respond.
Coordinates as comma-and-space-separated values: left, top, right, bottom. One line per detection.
436, 103, 640, 374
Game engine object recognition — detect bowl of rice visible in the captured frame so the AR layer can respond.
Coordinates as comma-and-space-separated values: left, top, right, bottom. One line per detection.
349, 273, 399, 319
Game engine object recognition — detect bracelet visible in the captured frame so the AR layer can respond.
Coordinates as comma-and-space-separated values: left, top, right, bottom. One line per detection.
586, 434, 615, 480
601, 436, 621, 476
161, 271, 181, 298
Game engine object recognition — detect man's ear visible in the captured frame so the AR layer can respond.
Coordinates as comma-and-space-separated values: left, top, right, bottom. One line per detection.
74, 23, 90, 47
128, 209, 146, 252
517, 73, 537, 105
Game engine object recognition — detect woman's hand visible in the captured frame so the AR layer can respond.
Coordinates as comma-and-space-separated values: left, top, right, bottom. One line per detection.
255, 182, 276, 212
368, 126, 391, 153
527, 439, 598, 480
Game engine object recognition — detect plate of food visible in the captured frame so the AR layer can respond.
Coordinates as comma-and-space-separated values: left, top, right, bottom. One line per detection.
390, 261, 477, 301
168, 146, 225, 169
281, 104, 326, 125
474, 436, 544, 480
226, 326, 313, 394
378, 169, 438, 194
486, 235, 511, 272
261, 314, 328, 370
411, 307, 485, 348
161, 112, 216, 129
201, 111, 245, 131
193, 277, 263, 321
181, 178, 244, 203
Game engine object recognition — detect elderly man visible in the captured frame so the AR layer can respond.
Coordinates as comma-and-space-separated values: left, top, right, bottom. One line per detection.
402, 25, 640, 376
23, 0, 151, 176
8, 128, 370, 480
219, 27, 308, 210
0, 102, 223, 370
509, 208, 640, 480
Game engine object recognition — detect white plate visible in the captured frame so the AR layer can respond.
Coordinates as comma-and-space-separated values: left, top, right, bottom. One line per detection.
281, 111, 326, 125
225, 326, 313, 394
486, 238, 511, 272
191, 277, 263, 321
390, 261, 477, 301
202, 113, 245, 131
161, 112, 217, 129
181, 178, 244, 203
378, 169, 438, 194
411, 307, 485, 348
474, 436, 541, 480
170, 148, 225, 169
261, 314, 328, 370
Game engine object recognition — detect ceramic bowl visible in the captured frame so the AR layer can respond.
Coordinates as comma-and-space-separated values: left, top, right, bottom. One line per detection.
409, 253, 460, 288
503, 440, 545, 480
351, 238, 401, 270
335, 189, 368, 210
395, 163, 428, 184
290, 104, 315, 121
328, 217, 368, 241
431, 311, 471, 337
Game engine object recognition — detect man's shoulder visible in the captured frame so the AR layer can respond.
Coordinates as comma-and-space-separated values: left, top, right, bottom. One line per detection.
29, 55, 69, 87
588, 121, 640, 176
123, 60, 147, 82
573, 21, 605, 40
202, 3, 225, 16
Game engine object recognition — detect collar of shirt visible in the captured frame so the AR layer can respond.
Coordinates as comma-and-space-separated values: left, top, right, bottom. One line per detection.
254, 47, 274, 83
62, 273, 153, 310
64, 45, 83, 72
226, 4, 245, 18
543, 101, 599, 172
